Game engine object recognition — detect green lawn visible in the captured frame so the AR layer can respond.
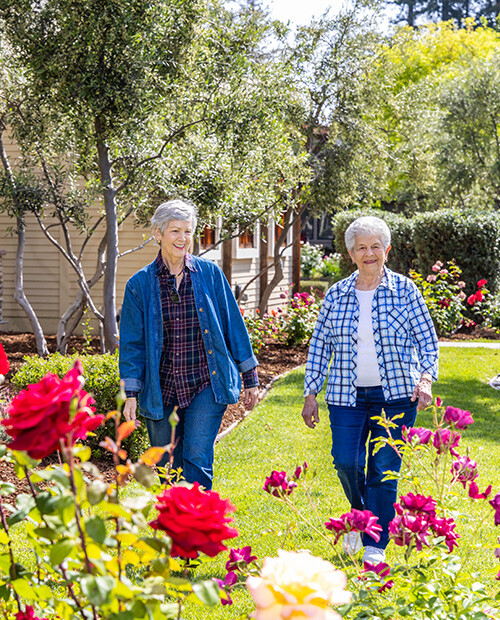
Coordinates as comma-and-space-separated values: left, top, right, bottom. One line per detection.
182, 346, 500, 618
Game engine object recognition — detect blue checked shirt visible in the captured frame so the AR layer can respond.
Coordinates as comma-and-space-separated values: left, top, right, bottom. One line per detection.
304, 268, 439, 406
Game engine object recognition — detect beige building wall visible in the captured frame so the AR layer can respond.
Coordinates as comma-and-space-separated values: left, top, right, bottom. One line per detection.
0, 136, 292, 335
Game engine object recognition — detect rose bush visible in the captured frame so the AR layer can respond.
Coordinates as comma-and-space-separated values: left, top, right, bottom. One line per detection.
244, 399, 500, 619
1, 361, 103, 459
0, 362, 230, 619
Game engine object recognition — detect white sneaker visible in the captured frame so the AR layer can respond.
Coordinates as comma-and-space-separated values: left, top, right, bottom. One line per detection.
363, 546, 386, 564
342, 532, 363, 554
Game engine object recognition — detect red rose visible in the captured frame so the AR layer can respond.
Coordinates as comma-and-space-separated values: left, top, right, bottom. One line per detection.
15, 606, 49, 620
475, 290, 484, 302
0, 343, 9, 375
149, 482, 238, 558
1, 361, 103, 459
467, 293, 477, 305
477, 279, 487, 288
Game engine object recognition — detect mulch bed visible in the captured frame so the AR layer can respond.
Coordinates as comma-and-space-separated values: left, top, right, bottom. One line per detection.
0, 333, 308, 498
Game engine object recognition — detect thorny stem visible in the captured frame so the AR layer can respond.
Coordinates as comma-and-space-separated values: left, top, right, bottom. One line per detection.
0, 495, 22, 610
61, 441, 99, 620
279, 495, 351, 570
23, 467, 87, 619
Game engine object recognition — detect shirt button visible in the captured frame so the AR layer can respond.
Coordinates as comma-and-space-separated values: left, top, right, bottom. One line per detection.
212, 370, 216, 375
199, 307, 204, 312
208, 350, 213, 354
204, 329, 208, 334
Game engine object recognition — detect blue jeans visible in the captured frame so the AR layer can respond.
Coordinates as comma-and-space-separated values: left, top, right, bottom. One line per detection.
328, 386, 417, 549
145, 386, 227, 490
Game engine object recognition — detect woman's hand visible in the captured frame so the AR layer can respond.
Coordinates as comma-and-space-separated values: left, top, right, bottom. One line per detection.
411, 375, 433, 411
244, 387, 259, 411
301, 394, 320, 429
123, 397, 137, 421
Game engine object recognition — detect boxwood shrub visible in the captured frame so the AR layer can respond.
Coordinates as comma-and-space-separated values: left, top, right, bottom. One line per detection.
412, 209, 500, 295
332, 208, 500, 295
12, 352, 149, 460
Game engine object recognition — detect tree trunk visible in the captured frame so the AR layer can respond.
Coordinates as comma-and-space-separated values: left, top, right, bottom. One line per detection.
258, 210, 293, 315
0, 127, 48, 356
14, 218, 49, 356
95, 123, 118, 353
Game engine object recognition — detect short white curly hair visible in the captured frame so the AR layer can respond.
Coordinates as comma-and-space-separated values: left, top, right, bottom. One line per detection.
151, 199, 198, 233
345, 216, 391, 252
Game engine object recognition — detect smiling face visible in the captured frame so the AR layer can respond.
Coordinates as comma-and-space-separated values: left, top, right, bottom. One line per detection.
347, 234, 390, 276
154, 219, 194, 265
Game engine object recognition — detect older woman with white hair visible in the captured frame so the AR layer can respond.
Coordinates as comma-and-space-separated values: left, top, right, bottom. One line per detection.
119, 199, 259, 489
301, 215, 438, 564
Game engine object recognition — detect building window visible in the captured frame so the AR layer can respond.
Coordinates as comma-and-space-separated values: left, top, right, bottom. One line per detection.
200, 225, 216, 250
239, 228, 255, 249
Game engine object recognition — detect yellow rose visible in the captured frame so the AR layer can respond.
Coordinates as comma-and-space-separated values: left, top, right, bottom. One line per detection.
246, 549, 351, 619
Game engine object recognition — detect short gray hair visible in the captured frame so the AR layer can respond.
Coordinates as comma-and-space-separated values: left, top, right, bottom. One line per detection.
345, 216, 391, 252
151, 199, 198, 233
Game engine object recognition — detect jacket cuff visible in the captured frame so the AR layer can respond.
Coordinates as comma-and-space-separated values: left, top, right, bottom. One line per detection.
238, 355, 259, 374
122, 377, 144, 393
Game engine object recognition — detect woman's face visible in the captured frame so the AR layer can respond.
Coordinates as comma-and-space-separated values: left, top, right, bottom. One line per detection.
347, 234, 390, 275
155, 219, 194, 262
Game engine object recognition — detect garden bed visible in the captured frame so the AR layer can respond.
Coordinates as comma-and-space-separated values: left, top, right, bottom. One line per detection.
0, 333, 308, 497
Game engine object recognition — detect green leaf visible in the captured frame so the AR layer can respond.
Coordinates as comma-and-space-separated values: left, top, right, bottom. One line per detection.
33, 527, 60, 541
134, 464, 155, 488
35, 492, 61, 515
0, 583, 11, 601
11, 579, 38, 600
81, 575, 115, 607
140, 536, 172, 554
86, 515, 107, 544
0, 483, 16, 496
192, 580, 220, 607
34, 467, 71, 488
7, 507, 31, 527
49, 539, 75, 566
87, 480, 109, 505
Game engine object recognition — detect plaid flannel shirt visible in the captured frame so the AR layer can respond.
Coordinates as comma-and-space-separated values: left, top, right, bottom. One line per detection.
304, 268, 439, 406
156, 252, 258, 409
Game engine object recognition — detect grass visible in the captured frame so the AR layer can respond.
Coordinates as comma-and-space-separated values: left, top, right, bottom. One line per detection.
6, 347, 500, 618
181, 346, 500, 618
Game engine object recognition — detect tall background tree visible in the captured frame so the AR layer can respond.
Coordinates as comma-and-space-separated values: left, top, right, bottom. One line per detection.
0, 0, 309, 352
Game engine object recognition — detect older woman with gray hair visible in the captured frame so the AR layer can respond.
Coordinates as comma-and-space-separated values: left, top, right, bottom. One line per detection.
119, 199, 259, 489
301, 215, 438, 564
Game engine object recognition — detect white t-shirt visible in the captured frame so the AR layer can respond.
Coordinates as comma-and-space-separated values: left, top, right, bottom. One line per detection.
355, 288, 382, 387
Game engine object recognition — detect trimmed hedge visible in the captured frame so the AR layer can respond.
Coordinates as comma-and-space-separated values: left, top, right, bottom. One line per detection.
12, 352, 150, 460
412, 210, 500, 295
332, 209, 500, 294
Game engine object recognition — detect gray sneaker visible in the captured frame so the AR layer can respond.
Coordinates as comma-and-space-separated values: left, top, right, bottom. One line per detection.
342, 532, 363, 554
363, 545, 386, 564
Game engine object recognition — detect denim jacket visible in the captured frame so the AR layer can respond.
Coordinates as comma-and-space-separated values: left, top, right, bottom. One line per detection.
119, 254, 258, 419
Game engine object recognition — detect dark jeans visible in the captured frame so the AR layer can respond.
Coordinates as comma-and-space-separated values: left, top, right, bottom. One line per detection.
145, 386, 227, 490
328, 386, 417, 549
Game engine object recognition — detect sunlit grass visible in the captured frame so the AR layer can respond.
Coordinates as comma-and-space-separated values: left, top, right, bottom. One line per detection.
183, 347, 500, 618
5, 347, 500, 618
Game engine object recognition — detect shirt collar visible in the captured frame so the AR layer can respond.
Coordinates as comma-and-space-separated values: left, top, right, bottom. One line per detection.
338, 266, 395, 296
155, 251, 195, 275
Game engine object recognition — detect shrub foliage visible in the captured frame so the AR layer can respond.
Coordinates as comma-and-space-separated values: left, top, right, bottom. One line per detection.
12, 352, 149, 459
